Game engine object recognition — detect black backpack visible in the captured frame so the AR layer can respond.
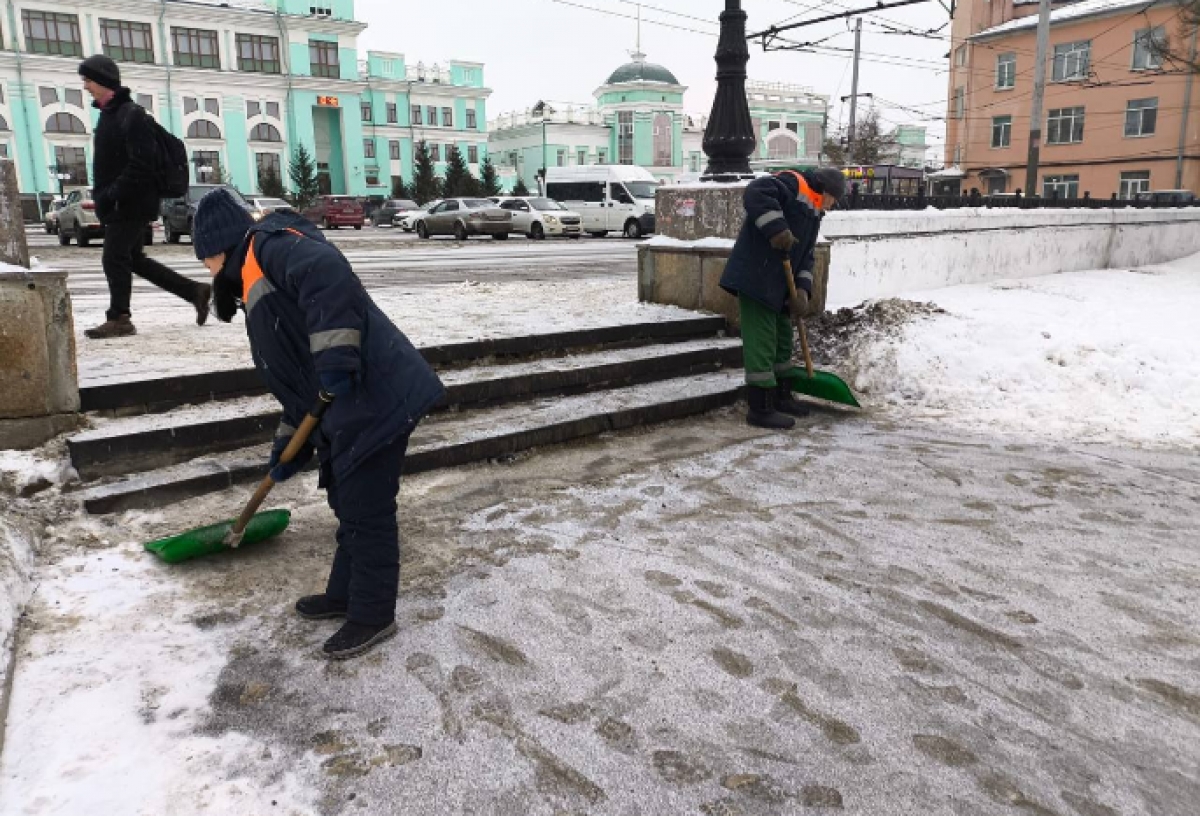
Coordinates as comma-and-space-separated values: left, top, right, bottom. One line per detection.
125, 104, 189, 199
147, 116, 189, 198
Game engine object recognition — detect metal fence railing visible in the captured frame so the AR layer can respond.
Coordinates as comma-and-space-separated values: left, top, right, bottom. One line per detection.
844, 187, 1200, 211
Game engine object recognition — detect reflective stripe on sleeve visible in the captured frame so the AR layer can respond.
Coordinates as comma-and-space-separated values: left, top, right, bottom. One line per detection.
309, 328, 362, 354
755, 211, 785, 229
276, 422, 297, 438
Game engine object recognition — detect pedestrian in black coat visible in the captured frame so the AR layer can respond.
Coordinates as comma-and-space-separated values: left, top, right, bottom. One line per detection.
78, 55, 210, 339
194, 189, 446, 660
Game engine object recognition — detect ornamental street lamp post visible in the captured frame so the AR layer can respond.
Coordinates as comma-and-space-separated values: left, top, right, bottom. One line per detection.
701, 0, 757, 181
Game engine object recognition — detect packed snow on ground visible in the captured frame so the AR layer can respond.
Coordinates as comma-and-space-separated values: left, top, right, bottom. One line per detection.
833, 253, 1200, 449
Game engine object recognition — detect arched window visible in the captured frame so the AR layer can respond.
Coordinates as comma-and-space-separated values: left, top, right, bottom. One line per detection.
187, 119, 222, 139
249, 122, 281, 142
653, 112, 673, 167
45, 112, 87, 134
767, 133, 799, 160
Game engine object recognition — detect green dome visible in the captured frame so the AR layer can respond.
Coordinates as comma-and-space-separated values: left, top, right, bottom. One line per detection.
605, 59, 679, 86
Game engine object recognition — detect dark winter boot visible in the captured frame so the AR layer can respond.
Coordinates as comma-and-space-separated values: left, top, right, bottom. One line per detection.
746, 387, 795, 430
84, 315, 137, 339
323, 620, 398, 660
775, 384, 811, 418
295, 594, 348, 620
193, 283, 212, 326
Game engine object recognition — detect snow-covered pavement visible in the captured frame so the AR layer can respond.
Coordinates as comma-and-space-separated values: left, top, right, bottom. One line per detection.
2, 411, 1197, 815
2, 251, 1200, 814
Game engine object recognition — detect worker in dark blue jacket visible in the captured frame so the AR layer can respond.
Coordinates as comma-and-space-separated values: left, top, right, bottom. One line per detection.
720, 168, 845, 429
192, 189, 445, 660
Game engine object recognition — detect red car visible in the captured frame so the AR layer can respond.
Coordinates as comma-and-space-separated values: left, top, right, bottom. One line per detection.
303, 195, 364, 230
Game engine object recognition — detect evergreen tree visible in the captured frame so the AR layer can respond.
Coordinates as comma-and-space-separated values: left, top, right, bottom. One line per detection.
259, 162, 287, 198
511, 176, 531, 197
392, 176, 413, 200
288, 144, 321, 213
442, 145, 477, 197
479, 157, 503, 197
412, 141, 442, 204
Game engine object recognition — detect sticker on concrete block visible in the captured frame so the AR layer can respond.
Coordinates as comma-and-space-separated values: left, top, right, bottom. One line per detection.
675, 199, 696, 218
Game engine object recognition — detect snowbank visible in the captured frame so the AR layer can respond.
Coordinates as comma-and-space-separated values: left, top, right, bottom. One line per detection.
641, 235, 736, 250
843, 254, 1200, 449
0, 518, 34, 700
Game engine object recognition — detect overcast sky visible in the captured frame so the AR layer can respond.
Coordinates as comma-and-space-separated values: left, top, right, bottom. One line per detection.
358, 0, 952, 157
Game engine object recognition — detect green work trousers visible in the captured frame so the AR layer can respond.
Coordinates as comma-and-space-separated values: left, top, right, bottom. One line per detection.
740, 294, 804, 390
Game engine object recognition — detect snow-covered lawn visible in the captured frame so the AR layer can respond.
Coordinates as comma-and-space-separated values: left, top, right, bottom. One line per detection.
840, 252, 1200, 450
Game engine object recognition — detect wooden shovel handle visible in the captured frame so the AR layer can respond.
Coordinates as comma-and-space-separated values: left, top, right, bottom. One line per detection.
781, 258, 815, 378
231, 391, 334, 536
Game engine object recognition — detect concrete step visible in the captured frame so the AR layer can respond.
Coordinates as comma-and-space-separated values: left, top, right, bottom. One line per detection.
76, 371, 746, 515
78, 316, 729, 414
67, 339, 743, 481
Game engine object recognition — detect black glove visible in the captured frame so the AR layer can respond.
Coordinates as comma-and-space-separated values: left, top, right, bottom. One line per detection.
268, 434, 314, 483
789, 288, 810, 321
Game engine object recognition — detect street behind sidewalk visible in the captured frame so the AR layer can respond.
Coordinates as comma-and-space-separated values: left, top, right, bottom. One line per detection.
2, 410, 1196, 815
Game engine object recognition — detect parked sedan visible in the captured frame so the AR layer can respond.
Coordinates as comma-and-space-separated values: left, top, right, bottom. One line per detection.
415, 198, 512, 240
303, 195, 365, 229
44, 198, 67, 234
496, 196, 583, 239
58, 189, 154, 247
395, 200, 440, 232
248, 197, 294, 219
162, 184, 250, 243
371, 199, 420, 227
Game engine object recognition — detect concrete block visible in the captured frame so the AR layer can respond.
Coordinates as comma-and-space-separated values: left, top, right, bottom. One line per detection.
649, 251, 703, 311
700, 255, 740, 329
0, 413, 83, 450
656, 185, 748, 241
0, 270, 79, 423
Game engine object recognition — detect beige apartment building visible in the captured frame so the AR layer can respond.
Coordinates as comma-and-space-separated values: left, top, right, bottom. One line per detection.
943, 0, 1200, 198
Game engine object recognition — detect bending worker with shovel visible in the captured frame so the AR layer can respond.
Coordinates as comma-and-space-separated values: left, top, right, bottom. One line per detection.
720, 168, 847, 429
192, 190, 444, 659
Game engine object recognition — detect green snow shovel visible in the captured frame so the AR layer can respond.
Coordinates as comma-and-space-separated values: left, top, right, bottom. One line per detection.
144, 391, 334, 564
782, 258, 860, 409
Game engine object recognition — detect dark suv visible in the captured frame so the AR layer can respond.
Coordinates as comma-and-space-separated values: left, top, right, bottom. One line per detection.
161, 184, 249, 243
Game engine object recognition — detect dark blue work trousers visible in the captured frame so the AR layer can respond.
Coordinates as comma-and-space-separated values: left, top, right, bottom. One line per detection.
321, 434, 410, 626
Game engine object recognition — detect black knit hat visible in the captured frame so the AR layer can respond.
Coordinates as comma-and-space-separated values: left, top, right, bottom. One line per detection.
78, 55, 121, 91
193, 189, 255, 260
809, 167, 848, 203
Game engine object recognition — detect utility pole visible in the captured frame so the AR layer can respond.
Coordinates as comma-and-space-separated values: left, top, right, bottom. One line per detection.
1024, 0, 1052, 196
1175, 24, 1199, 189
846, 17, 862, 160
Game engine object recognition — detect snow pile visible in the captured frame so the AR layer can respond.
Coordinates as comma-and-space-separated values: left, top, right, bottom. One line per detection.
841, 255, 1200, 449
642, 235, 736, 250
0, 449, 75, 496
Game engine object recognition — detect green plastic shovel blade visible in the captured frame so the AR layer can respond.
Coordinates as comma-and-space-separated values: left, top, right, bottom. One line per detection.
144, 509, 292, 564
791, 371, 861, 409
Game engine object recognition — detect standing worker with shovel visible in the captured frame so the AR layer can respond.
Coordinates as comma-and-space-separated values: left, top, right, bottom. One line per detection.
720, 168, 848, 429
191, 189, 445, 659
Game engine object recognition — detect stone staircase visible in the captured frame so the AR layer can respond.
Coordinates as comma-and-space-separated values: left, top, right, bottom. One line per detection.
70, 317, 746, 514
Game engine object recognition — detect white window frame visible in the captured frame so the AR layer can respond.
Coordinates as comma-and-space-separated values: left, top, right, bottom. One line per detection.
1132, 26, 1165, 71
991, 115, 1012, 148
1047, 106, 1085, 145
1042, 174, 1079, 198
1124, 97, 1158, 138
996, 53, 1016, 89
1118, 171, 1151, 198
952, 86, 965, 119
1052, 40, 1091, 82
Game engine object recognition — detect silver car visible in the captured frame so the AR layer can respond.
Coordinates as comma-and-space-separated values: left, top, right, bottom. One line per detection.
496, 196, 583, 240
416, 198, 512, 241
